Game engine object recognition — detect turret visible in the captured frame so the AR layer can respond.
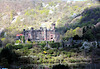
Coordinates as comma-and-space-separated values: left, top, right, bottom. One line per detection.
44, 27, 47, 41
51, 23, 55, 30
23, 29, 25, 35
40, 27, 43, 30
31, 27, 34, 32
51, 23, 56, 41
30, 27, 34, 39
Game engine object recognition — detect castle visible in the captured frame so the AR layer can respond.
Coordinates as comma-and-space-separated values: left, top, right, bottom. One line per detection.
16, 23, 60, 42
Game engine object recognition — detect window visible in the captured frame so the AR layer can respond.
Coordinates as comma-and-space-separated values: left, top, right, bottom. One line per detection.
51, 35, 53, 39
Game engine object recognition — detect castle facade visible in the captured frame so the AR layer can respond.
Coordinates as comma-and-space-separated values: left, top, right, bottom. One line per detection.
16, 23, 60, 42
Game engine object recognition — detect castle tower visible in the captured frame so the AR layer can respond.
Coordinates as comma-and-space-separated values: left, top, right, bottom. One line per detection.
23, 29, 26, 43
30, 27, 34, 40
51, 23, 56, 41
51, 23, 55, 30
44, 27, 47, 41
23, 29, 25, 36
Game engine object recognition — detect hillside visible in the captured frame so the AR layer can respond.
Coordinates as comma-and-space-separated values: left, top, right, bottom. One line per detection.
0, 0, 100, 37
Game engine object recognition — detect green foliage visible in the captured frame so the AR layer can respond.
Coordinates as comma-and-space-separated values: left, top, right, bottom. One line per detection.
25, 9, 34, 16
66, 53, 71, 58
49, 2, 56, 6
69, 59, 81, 63
0, 40, 2, 47
65, 27, 82, 38
40, 9, 49, 15
48, 49, 54, 54
49, 42, 60, 48
2, 38, 15, 46
83, 29, 95, 41
0, 47, 20, 64
22, 47, 30, 56
6, 43, 13, 49
39, 41, 46, 48
1, 38, 5, 41
24, 44, 33, 49
0, 58, 9, 68
57, 51, 60, 56
10, 11, 13, 20
22, 36, 25, 43
13, 44, 23, 49
16, 40, 20, 43
79, 7, 100, 26
44, 47, 49, 50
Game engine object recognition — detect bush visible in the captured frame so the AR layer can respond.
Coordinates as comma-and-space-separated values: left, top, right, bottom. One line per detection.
6, 43, 13, 49
57, 51, 60, 56
13, 44, 23, 49
69, 59, 76, 63
69, 59, 81, 63
44, 47, 49, 50
0, 47, 20, 64
48, 49, 54, 54
0, 58, 9, 68
24, 44, 33, 49
66, 53, 71, 58
2, 38, 15, 46
39, 41, 46, 48
52, 64, 70, 69
49, 42, 60, 48
22, 48, 30, 56
16, 40, 20, 43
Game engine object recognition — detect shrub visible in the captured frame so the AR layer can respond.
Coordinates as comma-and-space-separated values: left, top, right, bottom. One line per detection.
16, 40, 19, 43
66, 53, 71, 58
24, 44, 33, 49
39, 41, 46, 48
0, 58, 9, 68
0, 47, 20, 64
69, 59, 81, 63
13, 44, 23, 49
49, 42, 60, 48
2, 38, 15, 46
57, 51, 60, 56
52, 64, 70, 69
48, 49, 54, 54
44, 47, 49, 50
6, 43, 13, 49
22, 47, 30, 56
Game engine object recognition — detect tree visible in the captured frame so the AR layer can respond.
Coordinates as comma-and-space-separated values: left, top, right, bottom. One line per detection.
73, 35, 81, 40
73, 27, 83, 37
93, 22, 100, 41
0, 40, 2, 47
65, 29, 74, 38
0, 47, 20, 64
83, 29, 95, 41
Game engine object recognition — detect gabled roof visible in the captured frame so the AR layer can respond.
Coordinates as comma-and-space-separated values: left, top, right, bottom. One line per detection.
16, 34, 23, 36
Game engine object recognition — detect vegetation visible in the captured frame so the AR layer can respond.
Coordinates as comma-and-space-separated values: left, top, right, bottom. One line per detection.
0, 0, 100, 69
52, 64, 70, 69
